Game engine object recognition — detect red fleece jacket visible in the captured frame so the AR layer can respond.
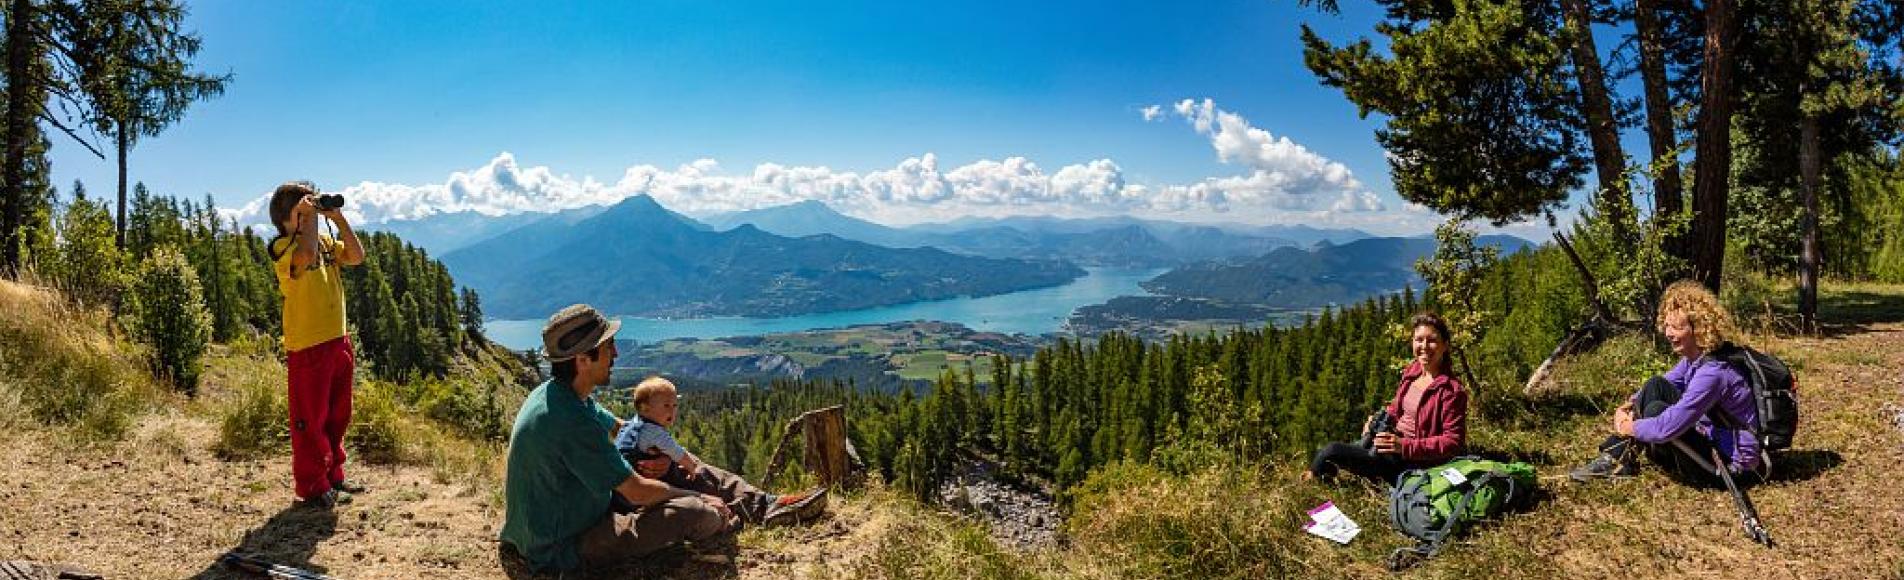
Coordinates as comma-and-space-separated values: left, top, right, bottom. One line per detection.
1382, 361, 1469, 464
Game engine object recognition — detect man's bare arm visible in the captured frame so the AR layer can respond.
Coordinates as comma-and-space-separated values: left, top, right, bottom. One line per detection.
614, 473, 689, 507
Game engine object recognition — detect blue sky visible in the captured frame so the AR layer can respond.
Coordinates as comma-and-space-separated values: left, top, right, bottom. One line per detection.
46, 0, 1577, 236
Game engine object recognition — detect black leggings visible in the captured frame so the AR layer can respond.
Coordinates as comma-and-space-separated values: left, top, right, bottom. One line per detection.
1601, 375, 1725, 480
1309, 442, 1409, 485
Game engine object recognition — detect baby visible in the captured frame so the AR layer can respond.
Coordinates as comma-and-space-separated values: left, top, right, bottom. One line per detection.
614, 376, 704, 476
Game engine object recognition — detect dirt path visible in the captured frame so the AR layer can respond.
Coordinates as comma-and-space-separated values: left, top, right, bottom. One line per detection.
0, 409, 505, 579
0, 403, 890, 579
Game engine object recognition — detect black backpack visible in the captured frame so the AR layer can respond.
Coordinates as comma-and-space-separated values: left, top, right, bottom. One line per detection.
1713, 343, 1799, 451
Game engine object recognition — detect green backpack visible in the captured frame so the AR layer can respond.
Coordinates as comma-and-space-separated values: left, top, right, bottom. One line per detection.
1387, 457, 1538, 569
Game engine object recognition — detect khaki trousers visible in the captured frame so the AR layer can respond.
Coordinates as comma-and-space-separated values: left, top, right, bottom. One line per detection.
572, 464, 773, 568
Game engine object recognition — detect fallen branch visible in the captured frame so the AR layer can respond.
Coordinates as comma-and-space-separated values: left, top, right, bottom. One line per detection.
1554, 232, 1616, 324
1523, 318, 1612, 395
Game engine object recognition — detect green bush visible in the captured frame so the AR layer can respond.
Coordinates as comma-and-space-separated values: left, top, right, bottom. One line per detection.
409, 378, 511, 442
123, 246, 213, 395
348, 379, 412, 465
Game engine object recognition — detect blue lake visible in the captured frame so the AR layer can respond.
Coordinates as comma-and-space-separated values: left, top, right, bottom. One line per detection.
484, 267, 1171, 350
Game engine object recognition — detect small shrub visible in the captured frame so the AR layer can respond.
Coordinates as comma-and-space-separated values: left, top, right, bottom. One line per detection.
1722, 267, 1788, 334
215, 367, 289, 459
74, 385, 147, 444
413, 378, 511, 442
123, 246, 213, 395
348, 379, 412, 465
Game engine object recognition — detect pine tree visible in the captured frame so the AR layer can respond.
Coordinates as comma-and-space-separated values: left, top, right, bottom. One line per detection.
53, 182, 128, 307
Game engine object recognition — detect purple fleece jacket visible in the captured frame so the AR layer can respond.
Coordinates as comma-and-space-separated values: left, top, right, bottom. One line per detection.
1632, 356, 1761, 473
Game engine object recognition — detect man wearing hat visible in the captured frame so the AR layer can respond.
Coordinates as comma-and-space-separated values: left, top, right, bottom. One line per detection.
499, 304, 735, 574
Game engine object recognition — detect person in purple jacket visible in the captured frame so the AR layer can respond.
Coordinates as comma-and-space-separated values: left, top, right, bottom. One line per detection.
1571, 280, 1763, 483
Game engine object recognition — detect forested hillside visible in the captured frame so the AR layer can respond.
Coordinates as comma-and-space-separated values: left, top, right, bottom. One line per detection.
1140, 235, 1532, 308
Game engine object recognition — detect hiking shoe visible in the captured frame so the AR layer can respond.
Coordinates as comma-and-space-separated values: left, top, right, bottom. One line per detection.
301, 488, 352, 510
332, 479, 366, 494
762, 487, 829, 527
1569, 452, 1639, 482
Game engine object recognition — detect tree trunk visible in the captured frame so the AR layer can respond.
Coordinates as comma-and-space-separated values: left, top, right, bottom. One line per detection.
1561, 0, 1633, 245
1635, 0, 1685, 226
1690, 0, 1738, 292
1, 0, 36, 274
116, 124, 128, 248
1797, 112, 1821, 333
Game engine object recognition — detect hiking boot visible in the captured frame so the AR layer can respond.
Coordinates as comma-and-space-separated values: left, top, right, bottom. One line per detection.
762, 487, 829, 527
301, 488, 352, 510
1569, 450, 1639, 482
332, 479, 367, 494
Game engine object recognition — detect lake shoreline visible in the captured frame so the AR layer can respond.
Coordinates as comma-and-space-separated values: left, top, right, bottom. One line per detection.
483, 266, 1172, 350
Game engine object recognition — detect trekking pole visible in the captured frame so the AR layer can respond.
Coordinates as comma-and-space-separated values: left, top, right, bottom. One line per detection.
1708, 448, 1773, 547
219, 553, 341, 580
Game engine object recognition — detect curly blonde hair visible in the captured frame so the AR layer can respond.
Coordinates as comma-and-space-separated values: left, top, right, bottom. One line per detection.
1656, 280, 1736, 353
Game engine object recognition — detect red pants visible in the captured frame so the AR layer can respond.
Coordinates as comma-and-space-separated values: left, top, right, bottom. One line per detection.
287, 335, 354, 499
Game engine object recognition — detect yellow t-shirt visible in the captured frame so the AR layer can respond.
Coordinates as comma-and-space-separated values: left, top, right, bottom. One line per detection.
272, 234, 348, 352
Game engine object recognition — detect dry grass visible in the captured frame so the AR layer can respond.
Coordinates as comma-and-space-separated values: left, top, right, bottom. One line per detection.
0, 278, 168, 444
2, 278, 1901, 579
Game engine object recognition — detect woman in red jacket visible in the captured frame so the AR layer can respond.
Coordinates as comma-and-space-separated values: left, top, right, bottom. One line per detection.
1304, 312, 1469, 485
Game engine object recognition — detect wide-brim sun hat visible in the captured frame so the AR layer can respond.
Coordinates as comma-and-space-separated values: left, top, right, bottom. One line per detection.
541, 304, 621, 362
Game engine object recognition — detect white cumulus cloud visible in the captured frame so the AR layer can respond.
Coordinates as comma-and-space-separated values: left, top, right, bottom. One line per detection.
1162, 98, 1374, 212
221, 101, 1384, 230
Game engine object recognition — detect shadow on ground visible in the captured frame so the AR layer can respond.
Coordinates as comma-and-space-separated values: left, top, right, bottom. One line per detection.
1649, 447, 1843, 491
191, 504, 338, 579
1759, 289, 1904, 338
1766, 449, 1845, 484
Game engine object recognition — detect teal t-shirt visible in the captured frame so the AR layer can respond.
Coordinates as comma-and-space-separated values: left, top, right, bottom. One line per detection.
500, 379, 634, 571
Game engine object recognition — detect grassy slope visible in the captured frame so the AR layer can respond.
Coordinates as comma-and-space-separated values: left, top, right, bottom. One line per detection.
841, 282, 1904, 580
1, 279, 1900, 579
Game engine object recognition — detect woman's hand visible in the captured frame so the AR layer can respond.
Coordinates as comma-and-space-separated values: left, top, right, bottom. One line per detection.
1372, 432, 1400, 455
1613, 407, 1637, 437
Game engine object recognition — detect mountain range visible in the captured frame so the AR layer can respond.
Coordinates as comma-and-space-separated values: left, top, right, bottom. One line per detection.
1141, 235, 1535, 308
360, 205, 610, 256
439, 195, 1086, 319
698, 201, 1370, 267
373, 198, 1375, 268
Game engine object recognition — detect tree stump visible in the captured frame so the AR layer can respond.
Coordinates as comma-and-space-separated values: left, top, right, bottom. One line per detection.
763, 405, 860, 489
802, 405, 849, 486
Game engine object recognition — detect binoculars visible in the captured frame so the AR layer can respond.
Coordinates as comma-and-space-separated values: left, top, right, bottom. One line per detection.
1358, 409, 1396, 450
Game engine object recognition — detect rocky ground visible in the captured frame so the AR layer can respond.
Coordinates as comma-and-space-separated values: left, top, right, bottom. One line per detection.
935, 459, 1063, 550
